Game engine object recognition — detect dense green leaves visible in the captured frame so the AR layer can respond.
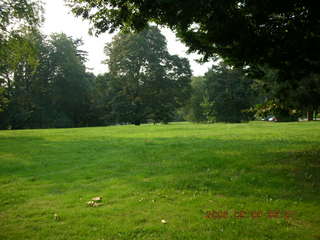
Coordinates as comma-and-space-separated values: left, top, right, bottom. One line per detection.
183, 65, 255, 123
252, 67, 320, 121
0, 0, 42, 127
104, 26, 192, 125
0, 26, 192, 129
0, 32, 94, 129
0, 0, 42, 36
2, 0, 318, 128
182, 77, 208, 122
67, 0, 320, 99
206, 65, 255, 123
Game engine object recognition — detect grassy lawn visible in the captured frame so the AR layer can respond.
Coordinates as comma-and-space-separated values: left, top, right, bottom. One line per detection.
0, 121, 320, 240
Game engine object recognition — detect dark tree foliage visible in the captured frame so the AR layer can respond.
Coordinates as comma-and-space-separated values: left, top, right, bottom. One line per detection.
46, 34, 92, 128
105, 26, 191, 125
0, 0, 42, 121
183, 64, 255, 123
0, 32, 94, 129
252, 68, 320, 121
181, 77, 208, 123
0, 26, 191, 129
67, 0, 320, 87
0, 0, 42, 77
85, 73, 114, 126
207, 65, 256, 123
0, 30, 42, 128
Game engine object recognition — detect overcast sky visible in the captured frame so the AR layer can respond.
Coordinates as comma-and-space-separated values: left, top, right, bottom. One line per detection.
41, 0, 213, 76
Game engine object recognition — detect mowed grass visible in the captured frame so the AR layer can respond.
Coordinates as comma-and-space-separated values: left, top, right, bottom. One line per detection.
0, 122, 320, 240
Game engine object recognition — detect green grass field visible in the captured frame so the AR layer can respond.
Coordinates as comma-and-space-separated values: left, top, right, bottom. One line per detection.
0, 122, 320, 240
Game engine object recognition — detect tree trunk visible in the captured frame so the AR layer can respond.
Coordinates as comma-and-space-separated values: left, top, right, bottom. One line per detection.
307, 111, 313, 121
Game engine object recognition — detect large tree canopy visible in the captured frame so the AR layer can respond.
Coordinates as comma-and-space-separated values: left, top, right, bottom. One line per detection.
0, 0, 42, 114
182, 65, 255, 123
105, 26, 191, 125
67, 0, 320, 86
0, 31, 94, 129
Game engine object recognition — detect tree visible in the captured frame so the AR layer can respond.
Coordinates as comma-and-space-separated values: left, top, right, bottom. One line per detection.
67, 0, 320, 100
0, 31, 95, 129
204, 64, 255, 123
0, 0, 42, 128
0, 29, 43, 129
47, 33, 92, 128
0, 0, 42, 87
105, 26, 191, 125
180, 64, 255, 123
0, 0, 41, 34
181, 76, 209, 123
252, 67, 319, 121
88, 73, 116, 126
